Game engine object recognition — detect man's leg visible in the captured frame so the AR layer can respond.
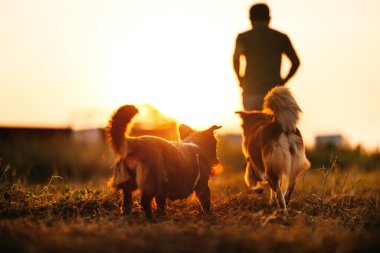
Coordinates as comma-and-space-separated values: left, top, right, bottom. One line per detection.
242, 93, 264, 111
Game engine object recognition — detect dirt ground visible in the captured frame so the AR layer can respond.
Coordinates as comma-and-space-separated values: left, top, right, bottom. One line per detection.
0, 169, 379, 253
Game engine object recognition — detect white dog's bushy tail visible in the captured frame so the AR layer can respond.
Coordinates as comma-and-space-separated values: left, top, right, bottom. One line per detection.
106, 105, 138, 157
263, 86, 301, 133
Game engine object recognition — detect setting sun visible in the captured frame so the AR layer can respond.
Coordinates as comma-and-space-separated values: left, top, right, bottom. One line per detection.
102, 3, 241, 131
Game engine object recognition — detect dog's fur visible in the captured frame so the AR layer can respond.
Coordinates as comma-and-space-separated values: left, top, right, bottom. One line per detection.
106, 105, 221, 218
237, 87, 310, 214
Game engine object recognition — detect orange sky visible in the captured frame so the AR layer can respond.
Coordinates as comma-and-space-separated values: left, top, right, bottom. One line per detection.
1, 0, 380, 149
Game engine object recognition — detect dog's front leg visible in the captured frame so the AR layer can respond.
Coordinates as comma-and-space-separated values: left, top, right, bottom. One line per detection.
195, 184, 211, 214
121, 183, 133, 215
122, 188, 133, 215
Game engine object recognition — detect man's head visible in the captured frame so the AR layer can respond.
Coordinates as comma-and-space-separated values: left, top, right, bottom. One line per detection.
249, 3, 270, 25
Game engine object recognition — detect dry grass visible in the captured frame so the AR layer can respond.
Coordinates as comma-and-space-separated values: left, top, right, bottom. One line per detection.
0, 168, 379, 253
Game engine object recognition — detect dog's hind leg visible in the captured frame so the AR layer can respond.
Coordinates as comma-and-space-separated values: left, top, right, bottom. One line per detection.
263, 137, 291, 215
284, 177, 296, 205
121, 185, 133, 215
277, 189, 287, 215
141, 191, 154, 219
264, 162, 288, 213
195, 184, 211, 214
244, 161, 263, 193
284, 134, 311, 205
121, 179, 137, 215
269, 179, 288, 215
155, 193, 167, 217
266, 184, 275, 206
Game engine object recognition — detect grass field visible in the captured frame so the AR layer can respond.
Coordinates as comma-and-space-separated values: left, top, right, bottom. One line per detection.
0, 166, 379, 253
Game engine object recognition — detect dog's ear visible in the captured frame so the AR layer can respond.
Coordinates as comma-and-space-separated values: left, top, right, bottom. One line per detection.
179, 124, 195, 140
207, 125, 222, 132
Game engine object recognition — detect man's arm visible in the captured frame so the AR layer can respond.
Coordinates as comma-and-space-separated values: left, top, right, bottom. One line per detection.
281, 36, 300, 85
233, 36, 244, 85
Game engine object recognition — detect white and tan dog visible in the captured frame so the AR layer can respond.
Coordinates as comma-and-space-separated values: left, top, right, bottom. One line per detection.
237, 87, 310, 214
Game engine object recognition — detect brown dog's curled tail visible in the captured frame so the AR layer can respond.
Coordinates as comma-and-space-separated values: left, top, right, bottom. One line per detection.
263, 86, 302, 133
106, 105, 138, 157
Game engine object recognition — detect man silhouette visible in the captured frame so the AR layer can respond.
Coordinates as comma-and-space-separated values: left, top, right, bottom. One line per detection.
233, 3, 300, 110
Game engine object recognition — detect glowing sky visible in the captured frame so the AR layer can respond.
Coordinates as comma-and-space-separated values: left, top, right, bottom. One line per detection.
1, 0, 380, 149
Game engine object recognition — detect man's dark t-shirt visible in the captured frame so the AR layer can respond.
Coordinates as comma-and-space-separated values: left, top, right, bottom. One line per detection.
236, 26, 297, 94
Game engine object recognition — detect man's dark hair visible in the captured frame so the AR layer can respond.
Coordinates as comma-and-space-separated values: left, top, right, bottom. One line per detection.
249, 3, 270, 21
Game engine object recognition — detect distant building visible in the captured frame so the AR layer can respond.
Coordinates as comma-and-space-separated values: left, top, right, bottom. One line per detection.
315, 134, 344, 147
219, 134, 242, 146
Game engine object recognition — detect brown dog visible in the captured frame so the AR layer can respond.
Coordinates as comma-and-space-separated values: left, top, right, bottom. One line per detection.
237, 87, 310, 214
106, 105, 221, 218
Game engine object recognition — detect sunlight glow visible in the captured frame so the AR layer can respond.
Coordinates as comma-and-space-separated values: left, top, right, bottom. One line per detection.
104, 16, 241, 131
